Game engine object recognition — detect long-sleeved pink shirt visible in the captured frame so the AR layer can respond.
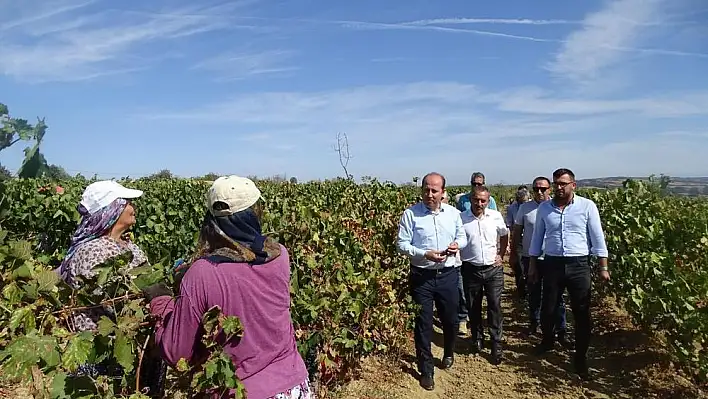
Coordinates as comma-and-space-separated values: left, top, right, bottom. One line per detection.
149, 245, 308, 399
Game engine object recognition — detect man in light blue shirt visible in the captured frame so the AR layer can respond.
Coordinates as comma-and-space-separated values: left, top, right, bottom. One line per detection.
510, 177, 566, 342
456, 172, 498, 212
527, 168, 610, 381
397, 172, 467, 391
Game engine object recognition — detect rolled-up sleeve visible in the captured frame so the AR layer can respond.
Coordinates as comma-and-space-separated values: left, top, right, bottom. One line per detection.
587, 201, 609, 257
496, 214, 509, 236
397, 209, 426, 259
454, 213, 468, 249
151, 262, 209, 366
529, 206, 546, 257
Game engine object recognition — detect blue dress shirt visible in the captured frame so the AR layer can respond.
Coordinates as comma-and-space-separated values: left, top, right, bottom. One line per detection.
397, 202, 468, 269
529, 194, 608, 258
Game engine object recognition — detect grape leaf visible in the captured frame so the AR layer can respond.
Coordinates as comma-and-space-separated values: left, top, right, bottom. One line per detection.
113, 330, 134, 373
61, 331, 93, 371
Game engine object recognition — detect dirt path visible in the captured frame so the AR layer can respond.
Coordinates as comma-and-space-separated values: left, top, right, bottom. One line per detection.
335, 272, 706, 399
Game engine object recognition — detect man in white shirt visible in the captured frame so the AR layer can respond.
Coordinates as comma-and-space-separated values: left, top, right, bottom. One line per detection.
397, 172, 468, 391
459, 185, 508, 365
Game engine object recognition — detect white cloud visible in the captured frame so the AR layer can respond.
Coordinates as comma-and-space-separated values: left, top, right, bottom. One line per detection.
547, 0, 668, 84
402, 18, 580, 26
136, 81, 708, 183
0, 1, 254, 82
480, 87, 708, 117
192, 49, 298, 81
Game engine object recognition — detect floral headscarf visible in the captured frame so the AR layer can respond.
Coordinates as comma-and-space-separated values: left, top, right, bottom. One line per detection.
57, 198, 128, 283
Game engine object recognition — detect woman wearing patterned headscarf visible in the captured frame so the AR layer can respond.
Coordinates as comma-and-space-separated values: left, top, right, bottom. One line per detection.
144, 176, 311, 399
55, 181, 154, 380
57, 180, 148, 320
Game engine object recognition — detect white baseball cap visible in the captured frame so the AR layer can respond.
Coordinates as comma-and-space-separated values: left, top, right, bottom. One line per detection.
207, 175, 262, 217
80, 180, 144, 215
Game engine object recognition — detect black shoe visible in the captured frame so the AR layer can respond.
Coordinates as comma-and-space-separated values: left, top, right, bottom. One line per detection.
574, 355, 590, 380
527, 323, 539, 337
441, 356, 454, 370
557, 332, 573, 349
533, 342, 554, 356
419, 374, 435, 390
491, 344, 502, 365
472, 338, 484, 354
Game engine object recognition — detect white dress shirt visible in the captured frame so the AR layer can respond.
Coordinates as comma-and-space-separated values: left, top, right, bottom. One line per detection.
460, 208, 509, 266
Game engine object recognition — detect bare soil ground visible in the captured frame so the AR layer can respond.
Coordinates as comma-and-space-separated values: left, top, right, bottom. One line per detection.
334, 272, 707, 399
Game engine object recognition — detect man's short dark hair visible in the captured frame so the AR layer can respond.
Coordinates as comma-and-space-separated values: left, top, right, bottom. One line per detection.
553, 168, 575, 181
422, 172, 446, 189
517, 185, 527, 190
471, 172, 485, 183
532, 176, 551, 186
472, 185, 489, 196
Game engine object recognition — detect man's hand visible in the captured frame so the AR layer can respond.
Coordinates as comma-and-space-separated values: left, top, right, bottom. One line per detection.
447, 242, 459, 254
597, 258, 610, 282
425, 250, 447, 263
527, 259, 538, 284
598, 269, 610, 282
494, 254, 503, 266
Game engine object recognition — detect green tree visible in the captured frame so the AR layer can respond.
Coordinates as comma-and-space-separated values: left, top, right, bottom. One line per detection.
0, 164, 12, 180
45, 164, 70, 180
202, 172, 220, 181
1, 103, 49, 178
148, 169, 173, 179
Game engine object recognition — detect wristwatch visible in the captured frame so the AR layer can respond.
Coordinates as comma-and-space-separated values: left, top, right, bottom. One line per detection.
599, 266, 609, 272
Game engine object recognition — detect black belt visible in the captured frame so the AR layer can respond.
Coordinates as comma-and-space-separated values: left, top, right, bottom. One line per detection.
411, 266, 456, 276
461, 261, 495, 270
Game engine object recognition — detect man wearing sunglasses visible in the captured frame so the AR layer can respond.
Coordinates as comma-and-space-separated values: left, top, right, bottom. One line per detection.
510, 177, 567, 344
455, 172, 498, 213
527, 168, 610, 380
507, 186, 530, 299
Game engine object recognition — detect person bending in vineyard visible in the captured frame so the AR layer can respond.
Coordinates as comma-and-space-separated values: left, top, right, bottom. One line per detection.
527, 168, 610, 380
396, 172, 467, 391
509, 177, 567, 343
55, 180, 166, 393
143, 176, 311, 399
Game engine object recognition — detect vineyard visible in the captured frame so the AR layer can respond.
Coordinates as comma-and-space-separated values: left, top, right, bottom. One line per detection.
0, 176, 706, 398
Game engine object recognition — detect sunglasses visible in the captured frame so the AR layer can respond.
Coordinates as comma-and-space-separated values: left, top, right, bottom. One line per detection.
532, 186, 549, 192
471, 182, 484, 187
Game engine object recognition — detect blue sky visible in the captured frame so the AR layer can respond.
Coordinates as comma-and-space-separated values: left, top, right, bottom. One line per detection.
1, 0, 707, 185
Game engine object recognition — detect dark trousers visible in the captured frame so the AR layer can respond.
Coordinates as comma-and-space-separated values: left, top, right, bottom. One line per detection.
461, 262, 503, 344
540, 256, 592, 358
511, 245, 526, 296
522, 257, 566, 332
410, 266, 459, 376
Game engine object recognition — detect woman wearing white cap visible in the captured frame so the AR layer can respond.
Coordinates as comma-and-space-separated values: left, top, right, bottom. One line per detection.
57, 180, 148, 318
56, 180, 153, 379
143, 176, 311, 399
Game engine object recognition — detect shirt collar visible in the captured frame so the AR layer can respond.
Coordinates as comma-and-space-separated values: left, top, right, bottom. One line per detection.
466, 208, 488, 219
422, 202, 445, 214
551, 193, 576, 208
